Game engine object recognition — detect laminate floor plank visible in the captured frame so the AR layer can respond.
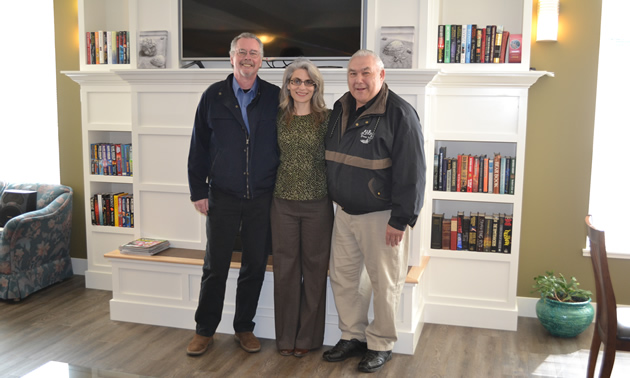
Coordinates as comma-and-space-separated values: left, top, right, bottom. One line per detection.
3, 275, 630, 377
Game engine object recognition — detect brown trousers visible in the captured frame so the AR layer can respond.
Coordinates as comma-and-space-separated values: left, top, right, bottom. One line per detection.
271, 196, 333, 350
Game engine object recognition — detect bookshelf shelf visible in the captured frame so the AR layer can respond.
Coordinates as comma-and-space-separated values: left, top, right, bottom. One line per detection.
428, 248, 512, 262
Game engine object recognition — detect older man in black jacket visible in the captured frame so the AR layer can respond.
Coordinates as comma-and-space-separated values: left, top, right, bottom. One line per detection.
323, 49, 426, 373
186, 32, 280, 356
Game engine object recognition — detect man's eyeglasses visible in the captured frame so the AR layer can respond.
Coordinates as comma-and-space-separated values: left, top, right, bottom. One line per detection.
289, 78, 316, 87
236, 49, 260, 58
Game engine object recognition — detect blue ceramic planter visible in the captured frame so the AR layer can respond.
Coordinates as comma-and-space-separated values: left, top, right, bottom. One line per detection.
535, 297, 595, 338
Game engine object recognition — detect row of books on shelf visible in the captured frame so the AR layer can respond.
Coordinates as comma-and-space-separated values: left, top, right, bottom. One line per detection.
437, 24, 521, 64
85, 31, 130, 65
90, 143, 133, 176
90, 192, 134, 228
119, 238, 170, 256
431, 212, 512, 253
434, 148, 515, 194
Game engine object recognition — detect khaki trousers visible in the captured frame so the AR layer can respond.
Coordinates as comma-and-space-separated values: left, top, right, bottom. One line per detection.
329, 209, 409, 351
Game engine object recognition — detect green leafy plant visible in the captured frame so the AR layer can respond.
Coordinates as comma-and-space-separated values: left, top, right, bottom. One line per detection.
532, 271, 592, 303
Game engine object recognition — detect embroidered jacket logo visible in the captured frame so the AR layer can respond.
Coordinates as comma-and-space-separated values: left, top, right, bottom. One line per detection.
360, 129, 374, 144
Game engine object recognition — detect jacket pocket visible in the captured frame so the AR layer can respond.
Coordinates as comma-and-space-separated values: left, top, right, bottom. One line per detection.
368, 177, 390, 202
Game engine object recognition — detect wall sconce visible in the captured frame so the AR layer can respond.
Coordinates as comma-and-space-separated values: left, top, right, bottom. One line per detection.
537, 0, 559, 41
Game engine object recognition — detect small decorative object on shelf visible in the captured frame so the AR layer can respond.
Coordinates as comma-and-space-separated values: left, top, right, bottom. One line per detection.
119, 238, 170, 255
137, 30, 168, 69
532, 271, 594, 338
379, 26, 414, 68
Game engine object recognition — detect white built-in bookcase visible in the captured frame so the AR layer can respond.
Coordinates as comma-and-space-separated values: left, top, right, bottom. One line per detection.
66, 0, 548, 348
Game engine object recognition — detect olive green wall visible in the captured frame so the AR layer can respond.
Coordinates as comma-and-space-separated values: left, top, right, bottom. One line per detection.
521, 0, 630, 304
54, 0, 85, 259
54, 0, 630, 303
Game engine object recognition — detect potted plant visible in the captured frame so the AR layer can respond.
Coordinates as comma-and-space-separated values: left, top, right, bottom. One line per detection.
532, 271, 594, 337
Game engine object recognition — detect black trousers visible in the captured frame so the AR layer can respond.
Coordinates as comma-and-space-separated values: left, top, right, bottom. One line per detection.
195, 188, 272, 337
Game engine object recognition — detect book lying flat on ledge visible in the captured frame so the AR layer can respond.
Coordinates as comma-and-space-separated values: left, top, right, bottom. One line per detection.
119, 238, 170, 255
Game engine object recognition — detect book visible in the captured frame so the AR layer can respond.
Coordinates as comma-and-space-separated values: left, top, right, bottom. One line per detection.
470, 25, 477, 62
476, 213, 486, 251
483, 214, 493, 252
502, 215, 513, 253
442, 217, 451, 250
460, 155, 468, 192
499, 31, 510, 63
508, 34, 522, 63
493, 153, 501, 194
450, 217, 457, 250
437, 25, 445, 63
475, 28, 483, 63
444, 25, 451, 64
455, 25, 462, 63
491, 213, 500, 252
462, 215, 470, 249
465, 24, 473, 63
120, 238, 170, 255
493, 25, 504, 63
450, 25, 458, 63
456, 211, 464, 250
468, 212, 478, 251
431, 213, 444, 249
460, 24, 467, 63
497, 214, 505, 253
484, 26, 493, 63
509, 156, 516, 194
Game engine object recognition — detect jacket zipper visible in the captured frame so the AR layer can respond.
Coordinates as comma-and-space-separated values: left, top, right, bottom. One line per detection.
245, 134, 250, 199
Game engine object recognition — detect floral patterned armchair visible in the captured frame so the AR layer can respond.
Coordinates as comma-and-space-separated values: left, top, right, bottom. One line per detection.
0, 182, 74, 300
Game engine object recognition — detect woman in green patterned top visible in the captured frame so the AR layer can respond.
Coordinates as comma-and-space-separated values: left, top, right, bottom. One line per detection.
271, 58, 333, 357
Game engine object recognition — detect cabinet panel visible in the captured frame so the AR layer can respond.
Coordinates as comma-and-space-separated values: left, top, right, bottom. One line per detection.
119, 268, 183, 299
90, 231, 134, 269
433, 95, 519, 135
138, 191, 204, 244
137, 135, 188, 185
87, 92, 132, 125
137, 92, 200, 128
427, 257, 510, 302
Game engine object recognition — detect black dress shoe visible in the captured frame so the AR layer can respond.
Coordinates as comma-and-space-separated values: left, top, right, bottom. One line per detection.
358, 349, 392, 373
322, 339, 368, 362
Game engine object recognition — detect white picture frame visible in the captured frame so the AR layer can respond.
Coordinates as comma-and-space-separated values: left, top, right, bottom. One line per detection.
137, 30, 168, 69
379, 26, 415, 69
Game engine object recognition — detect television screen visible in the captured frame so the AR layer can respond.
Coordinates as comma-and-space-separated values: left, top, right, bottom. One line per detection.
180, 0, 364, 61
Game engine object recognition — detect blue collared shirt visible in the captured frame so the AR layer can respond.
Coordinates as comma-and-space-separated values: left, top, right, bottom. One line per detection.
232, 76, 258, 134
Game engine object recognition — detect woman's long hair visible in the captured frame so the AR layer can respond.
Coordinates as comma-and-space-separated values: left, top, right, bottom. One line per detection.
278, 58, 327, 126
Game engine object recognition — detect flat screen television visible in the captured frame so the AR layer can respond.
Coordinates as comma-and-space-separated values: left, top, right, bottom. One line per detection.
180, 0, 365, 62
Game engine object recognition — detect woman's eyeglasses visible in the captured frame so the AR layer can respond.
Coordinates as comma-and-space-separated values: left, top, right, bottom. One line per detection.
289, 78, 316, 87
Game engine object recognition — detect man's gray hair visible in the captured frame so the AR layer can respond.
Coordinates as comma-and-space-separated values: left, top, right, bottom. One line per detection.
230, 32, 264, 58
350, 49, 384, 71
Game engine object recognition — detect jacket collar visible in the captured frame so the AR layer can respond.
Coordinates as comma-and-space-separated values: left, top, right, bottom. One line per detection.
338, 83, 389, 136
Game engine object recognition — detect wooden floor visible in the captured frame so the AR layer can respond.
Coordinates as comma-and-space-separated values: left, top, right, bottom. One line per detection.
2, 276, 630, 378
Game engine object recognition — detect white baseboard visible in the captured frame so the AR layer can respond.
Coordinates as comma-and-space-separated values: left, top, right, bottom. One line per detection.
71, 258, 87, 275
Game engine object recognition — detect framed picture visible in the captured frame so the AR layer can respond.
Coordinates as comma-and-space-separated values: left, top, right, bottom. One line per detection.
379, 26, 415, 69
137, 30, 168, 69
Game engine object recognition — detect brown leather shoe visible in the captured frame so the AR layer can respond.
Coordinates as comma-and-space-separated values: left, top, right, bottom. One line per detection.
293, 348, 309, 357
186, 334, 213, 356
234, 332, 261, 353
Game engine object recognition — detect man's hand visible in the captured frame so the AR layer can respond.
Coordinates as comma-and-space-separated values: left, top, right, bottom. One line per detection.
386, 224, 405, 247
193, 198, 209, 215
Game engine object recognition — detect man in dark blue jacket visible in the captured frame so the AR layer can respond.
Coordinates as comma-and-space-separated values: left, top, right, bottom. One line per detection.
186, 33, 280, 356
